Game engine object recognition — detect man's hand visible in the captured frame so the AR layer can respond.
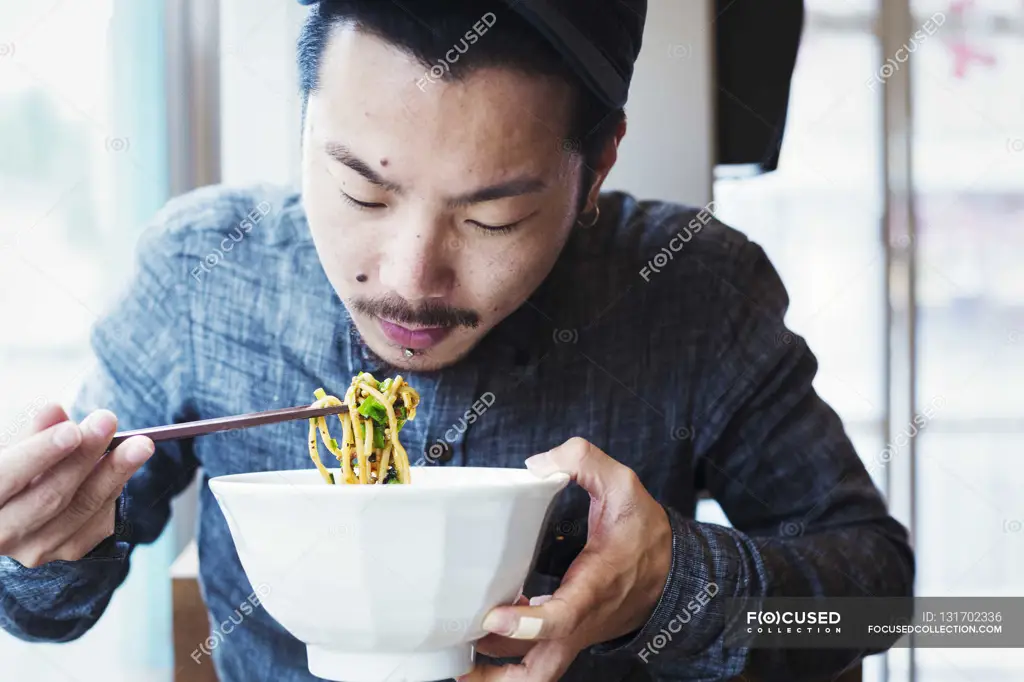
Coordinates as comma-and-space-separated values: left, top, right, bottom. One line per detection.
0, 403, 154, 568
460, 437, 673, 681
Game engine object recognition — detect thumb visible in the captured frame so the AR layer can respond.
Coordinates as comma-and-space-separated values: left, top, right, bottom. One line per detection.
525, 437, 634, 500
481, 549, 612, 642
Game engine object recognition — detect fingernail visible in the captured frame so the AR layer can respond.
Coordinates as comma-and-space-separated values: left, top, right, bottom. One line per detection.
529, 594, 553, 607
124, 438, 155, 466
52, 423, 82, 450
481, 610, 513, 635
83, 410, 116, 439
525, 452, 558, 478
481, 610, 544, 639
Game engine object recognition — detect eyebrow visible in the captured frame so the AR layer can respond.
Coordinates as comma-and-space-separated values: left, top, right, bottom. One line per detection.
324, 142, 547, 207
325, 142, 403, 193
446, 177, 547, 209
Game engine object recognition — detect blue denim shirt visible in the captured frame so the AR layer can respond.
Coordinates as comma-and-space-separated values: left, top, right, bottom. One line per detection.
0, 185, 913, 681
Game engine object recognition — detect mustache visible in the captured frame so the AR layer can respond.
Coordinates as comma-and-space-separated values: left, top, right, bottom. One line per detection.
350, 295, 480, 329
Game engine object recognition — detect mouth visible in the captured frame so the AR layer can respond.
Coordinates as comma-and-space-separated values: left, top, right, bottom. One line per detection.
376, 317, 454, 350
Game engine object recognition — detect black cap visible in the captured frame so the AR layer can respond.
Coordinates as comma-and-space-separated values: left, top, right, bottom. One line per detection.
297, 0, 647, 109
499, 0, 646, 109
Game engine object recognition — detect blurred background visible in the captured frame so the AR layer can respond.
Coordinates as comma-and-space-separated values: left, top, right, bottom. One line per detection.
0, 0, 1022, 681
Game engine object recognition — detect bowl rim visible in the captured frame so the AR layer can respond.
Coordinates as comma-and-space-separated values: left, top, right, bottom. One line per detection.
208, 467, 571, 495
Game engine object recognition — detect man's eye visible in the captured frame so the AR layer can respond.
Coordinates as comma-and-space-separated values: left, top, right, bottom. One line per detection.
467, 210, 538, 234
467, 220, 519, 234
341, 192, 386, 209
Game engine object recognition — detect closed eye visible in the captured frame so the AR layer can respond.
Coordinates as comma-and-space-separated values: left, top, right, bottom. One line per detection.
341, 191, 386, 209
467, 220, 520, 234
467, 209, 539, 234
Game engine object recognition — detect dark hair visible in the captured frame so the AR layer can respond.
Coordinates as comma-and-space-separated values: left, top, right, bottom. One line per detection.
296, 0, 624, 210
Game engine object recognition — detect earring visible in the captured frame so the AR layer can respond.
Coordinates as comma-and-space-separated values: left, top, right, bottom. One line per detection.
577, 205, 600, 228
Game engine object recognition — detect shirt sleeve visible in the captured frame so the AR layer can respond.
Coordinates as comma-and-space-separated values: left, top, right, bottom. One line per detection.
591, 239, 915, 680
0, 207, 200, 643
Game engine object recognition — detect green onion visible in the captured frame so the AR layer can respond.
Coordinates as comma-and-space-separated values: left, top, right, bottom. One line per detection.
358, 397, 388, 424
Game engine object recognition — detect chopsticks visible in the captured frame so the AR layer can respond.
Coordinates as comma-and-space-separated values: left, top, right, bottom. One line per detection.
107, 403, 350, 450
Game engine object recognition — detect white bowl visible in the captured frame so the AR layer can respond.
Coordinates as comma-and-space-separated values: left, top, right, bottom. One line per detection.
209, 467, 570, 682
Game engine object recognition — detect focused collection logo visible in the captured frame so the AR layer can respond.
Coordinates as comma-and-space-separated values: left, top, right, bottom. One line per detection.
745, 610, 842, 634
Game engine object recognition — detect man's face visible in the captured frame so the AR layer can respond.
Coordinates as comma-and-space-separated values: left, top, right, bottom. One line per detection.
302, 27, 589, 371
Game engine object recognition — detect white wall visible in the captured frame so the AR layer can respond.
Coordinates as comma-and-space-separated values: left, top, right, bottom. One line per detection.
603, 0, 714, 206
218, 0, 715, 206
219, 0, 306, 188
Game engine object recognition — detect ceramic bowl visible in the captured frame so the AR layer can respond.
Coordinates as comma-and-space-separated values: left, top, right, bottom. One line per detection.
209, 467, 570, 682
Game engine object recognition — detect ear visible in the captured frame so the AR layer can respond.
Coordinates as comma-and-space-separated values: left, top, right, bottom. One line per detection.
582, 116, 627, 211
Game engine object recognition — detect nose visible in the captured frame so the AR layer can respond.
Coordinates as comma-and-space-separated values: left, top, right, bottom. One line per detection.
377, 214, 453, 302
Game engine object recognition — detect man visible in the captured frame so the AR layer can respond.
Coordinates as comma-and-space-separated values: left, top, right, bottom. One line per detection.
0, 1, 913, 680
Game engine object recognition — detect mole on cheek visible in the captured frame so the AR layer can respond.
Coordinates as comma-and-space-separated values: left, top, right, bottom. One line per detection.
379, 158, 389, 167
356, 274, 368, 283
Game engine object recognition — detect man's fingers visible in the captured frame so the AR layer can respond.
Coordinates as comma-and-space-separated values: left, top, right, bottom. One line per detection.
476, 595, 536, 658
458, 640, 578, 682
14, 436, 154, 562
75, 435, 154, 517
457, 663, 512, 682
15, 403, 71, 494
0, 411, 117, 540
519, 639, 579, 681
13, 494, 117, 568
42, 411, 123, 522
22, 470, 124, 556
49, 500, 118, 563
524, 437, 636, 500
39, 411, 119, 500
475, 633, 536, 659
481, 593, 588, 642
482, 548, 615, 642
30, 403, 70, 433
2, 427, 142, 566
0, 416, 83, 509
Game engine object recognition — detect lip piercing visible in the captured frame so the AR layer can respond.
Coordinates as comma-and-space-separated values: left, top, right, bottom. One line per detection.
404, 348, 415, 358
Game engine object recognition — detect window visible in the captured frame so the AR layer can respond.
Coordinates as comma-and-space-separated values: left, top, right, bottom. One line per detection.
712, 5, 885, 680
913, 1, 1024, 679
0, 2, 175, 680
713, 1, 1024, 680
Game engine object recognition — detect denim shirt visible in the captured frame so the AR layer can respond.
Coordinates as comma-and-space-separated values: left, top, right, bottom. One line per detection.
0, 185, 914, 682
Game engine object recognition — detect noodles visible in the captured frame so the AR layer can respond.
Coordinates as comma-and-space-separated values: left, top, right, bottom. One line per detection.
307, 373, 419, 485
